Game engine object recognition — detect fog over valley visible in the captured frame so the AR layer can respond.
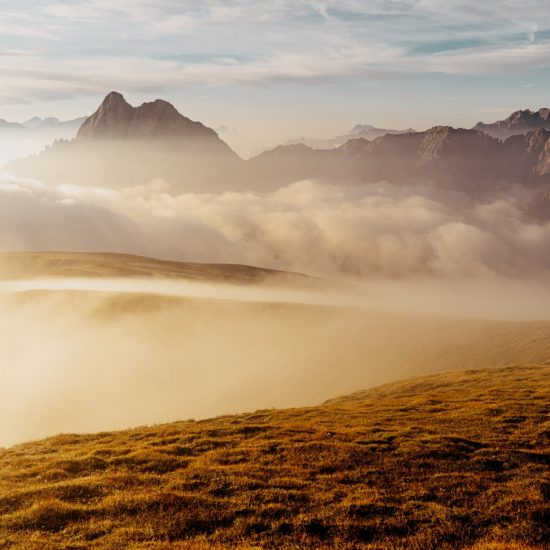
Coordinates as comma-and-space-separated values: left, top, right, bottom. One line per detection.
1, 278, 550, 446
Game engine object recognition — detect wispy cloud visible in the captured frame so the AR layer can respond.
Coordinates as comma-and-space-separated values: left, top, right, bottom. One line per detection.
0, 0, 549, 105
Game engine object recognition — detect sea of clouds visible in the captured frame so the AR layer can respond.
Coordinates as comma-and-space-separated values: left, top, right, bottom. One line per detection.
1, 172, 550, 279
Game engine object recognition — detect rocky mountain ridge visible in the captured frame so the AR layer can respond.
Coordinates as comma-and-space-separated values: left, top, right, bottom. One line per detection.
474, 108, 550, 140
6, 95, 550, 194
252, 125, 550, 190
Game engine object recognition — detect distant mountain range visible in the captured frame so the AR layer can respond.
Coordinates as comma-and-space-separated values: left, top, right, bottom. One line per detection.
0, 115, 85, 135
250, 125, 550, 192
6, 94, 550, 197
0, 115, 86, 167
283, 108, 550, 150
278, 124, 417, 151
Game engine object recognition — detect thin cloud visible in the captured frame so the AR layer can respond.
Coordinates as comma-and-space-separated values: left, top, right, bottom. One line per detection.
1, 1, 550, 102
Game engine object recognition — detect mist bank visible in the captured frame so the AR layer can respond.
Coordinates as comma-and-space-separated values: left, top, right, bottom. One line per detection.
2, 284, 550, 447
1, 173, 550, 279
2, 275, 550, 321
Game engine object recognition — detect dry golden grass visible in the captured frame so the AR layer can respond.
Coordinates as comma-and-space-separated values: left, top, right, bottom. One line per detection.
0, 251, 310, 285
0, 365, 548, 549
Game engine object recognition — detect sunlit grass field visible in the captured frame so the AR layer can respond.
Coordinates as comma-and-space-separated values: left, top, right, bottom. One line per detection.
0, 251, 306, 284
0, 365, 548, 549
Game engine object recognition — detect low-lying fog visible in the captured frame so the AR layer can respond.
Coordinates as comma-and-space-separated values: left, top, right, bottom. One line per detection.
2, 276, 550, 320
1, 276, 550, 446
2, 170, 550, 446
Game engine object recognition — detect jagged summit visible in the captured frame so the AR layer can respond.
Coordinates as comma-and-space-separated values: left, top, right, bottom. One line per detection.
76, 92, 235, 156
103, 90, 127, 105
474, 107, 550, 139
77, 92, 133, 140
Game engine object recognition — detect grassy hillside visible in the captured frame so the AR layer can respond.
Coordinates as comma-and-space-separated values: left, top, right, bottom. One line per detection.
0, 365, 548, 549
0, 251, 309, 285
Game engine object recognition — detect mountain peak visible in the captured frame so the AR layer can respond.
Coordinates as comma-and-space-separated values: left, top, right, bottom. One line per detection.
136, 98, 180, 119
77, 92, 134, 140
350, 124, 376, 133
76, 92, 235, 157
510, 108, 532, 118
23, 116, 62, 129
101, 91, 130, 108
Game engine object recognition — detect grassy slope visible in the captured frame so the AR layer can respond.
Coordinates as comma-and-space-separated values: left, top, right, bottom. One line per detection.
0, 365, 548, 549
0, 251, 309, 285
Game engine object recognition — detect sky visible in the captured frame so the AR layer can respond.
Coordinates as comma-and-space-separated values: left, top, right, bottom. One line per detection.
1, 0, 550, 155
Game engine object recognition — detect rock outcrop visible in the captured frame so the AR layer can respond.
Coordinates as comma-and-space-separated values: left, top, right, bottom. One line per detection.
76, 91, 235, 156
474, 108, 550, 140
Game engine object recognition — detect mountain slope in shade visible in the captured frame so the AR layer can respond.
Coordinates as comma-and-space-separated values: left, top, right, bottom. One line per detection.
503, 128, 550, 179
474, 108, 550, 140
251, 125, 550, 193
341, 126, 505, 185
0, 365, 547, 548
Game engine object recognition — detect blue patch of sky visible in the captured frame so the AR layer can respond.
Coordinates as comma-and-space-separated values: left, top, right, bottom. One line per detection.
409, 38, 489, 55
405, 27, 550, 57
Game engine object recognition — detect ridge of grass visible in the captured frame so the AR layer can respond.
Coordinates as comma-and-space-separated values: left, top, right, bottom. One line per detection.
0, 251, 312, 285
